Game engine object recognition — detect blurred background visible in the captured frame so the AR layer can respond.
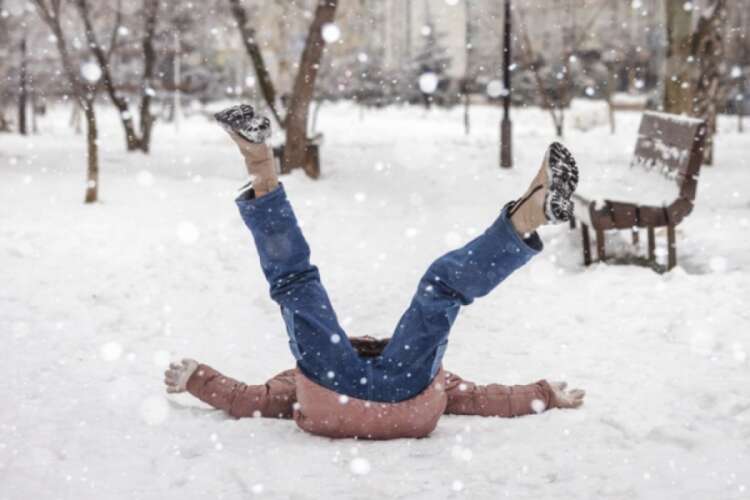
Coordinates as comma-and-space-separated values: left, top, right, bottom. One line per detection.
1, 1, 749, 499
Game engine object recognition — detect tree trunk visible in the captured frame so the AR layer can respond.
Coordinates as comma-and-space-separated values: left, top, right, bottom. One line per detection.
172, 31, 182, 132
282, 0, 338, 178
138, 0, 159, 153
663, 0, 694, 114
463, 0, 471, 135
18, 37, 28, 135
34, 0, 102, 202
554, 115, 564, 138
83, 101, 99, 203
606, 65, 616, 134
690, 0, 727, 166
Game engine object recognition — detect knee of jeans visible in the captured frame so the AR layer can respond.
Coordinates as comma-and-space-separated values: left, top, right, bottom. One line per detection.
282, 307, 303, 361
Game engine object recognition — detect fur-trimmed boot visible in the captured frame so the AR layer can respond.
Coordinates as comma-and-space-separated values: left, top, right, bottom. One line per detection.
509, 142, 579, 237
215, 104, 278, 196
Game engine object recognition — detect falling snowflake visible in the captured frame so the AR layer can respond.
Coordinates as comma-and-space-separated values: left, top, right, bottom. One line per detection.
418, 72, 439, 94
321, 23, 340, 43
486, 80, 506, 98
531, 398, 546, 413
349, 457, 371, 475
80, 61, 102, 82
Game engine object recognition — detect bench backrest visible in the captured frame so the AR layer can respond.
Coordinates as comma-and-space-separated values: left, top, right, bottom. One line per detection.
631, 111, 707, 202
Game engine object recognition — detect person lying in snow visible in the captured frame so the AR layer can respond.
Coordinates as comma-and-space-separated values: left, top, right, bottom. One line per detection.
165, 104, 585, 440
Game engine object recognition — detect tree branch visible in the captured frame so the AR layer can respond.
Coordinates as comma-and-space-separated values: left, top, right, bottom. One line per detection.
227, 0, 283, 128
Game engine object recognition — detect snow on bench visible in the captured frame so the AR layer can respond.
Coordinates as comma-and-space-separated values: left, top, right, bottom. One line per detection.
571, 111, 707, 271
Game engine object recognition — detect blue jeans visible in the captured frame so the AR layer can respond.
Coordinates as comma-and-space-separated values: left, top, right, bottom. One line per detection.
236, 184, 542, 403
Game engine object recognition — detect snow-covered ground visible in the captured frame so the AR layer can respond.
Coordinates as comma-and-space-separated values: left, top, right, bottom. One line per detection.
1, 101, 749, 500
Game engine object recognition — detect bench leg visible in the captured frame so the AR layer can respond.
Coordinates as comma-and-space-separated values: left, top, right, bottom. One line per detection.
595, 228, 606, 262
569, 216, 577, 230
667, 224, 677, 270
632, 227, 639, 247
647, 226, 655, 264
581, 223, 592, 266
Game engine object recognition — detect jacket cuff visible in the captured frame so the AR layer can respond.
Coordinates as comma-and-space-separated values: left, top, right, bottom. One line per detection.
186, 363, 217, 396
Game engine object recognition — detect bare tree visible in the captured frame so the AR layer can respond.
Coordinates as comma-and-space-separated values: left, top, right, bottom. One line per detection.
33, 0, 100, 203
691, 0, 728, 165
462, 0, 472, 135
18, 34, 28, 135
516, 3, 607, 137
663, 0, 694, 114
73, 0, 160, 152
228, 0, 339, 178
663, 0, 728, 165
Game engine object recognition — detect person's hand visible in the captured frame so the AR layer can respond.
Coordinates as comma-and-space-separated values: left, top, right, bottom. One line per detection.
164, 359, 199, 393
549, 381, 585, 409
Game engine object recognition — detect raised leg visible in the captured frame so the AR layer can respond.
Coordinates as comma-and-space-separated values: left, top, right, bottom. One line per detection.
374, 206, 543, 402
235, 185, 367, 396
581, 223, 592, 266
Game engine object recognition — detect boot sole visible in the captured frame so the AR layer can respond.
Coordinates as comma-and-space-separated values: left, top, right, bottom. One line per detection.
214, 104, 272, 144
544, 142, 579, 223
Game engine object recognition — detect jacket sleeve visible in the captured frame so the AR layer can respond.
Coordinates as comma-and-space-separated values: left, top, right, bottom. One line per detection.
186, 364, 297, 419
443, 371, 555, 418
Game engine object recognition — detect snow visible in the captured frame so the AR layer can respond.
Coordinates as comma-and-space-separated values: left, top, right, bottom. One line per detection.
321, 23, 341, 43
574, 157, 682, 207
418, 72, 439, 94
80, 61, 102, 83
1, 101, 750, 499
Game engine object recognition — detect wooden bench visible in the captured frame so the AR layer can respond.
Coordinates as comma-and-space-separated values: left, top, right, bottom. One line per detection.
570, 111, 707, 271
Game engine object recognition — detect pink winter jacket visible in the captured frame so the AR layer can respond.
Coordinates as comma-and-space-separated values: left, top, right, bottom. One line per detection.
186, 336, 556, 440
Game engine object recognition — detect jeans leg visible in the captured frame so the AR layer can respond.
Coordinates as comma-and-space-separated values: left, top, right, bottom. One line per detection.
236, 184, 368, 396
374, 205, 543, 402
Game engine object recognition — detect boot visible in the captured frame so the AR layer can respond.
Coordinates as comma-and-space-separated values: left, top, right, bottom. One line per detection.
215, 104, 278, 196
509, 142, 579, 236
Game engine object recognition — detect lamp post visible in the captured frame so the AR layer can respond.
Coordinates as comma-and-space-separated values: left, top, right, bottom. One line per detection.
500, 0, 513, 168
